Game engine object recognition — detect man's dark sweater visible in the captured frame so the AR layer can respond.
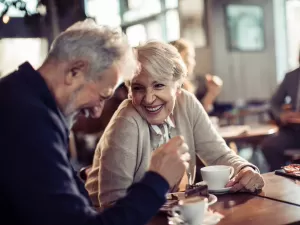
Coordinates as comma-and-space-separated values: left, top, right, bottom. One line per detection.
0, 62, 169, 225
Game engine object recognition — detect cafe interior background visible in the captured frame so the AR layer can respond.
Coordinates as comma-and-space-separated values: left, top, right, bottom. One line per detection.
1, 0, 300, 173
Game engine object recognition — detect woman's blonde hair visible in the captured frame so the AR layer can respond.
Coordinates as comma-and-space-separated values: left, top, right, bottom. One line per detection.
131, 41, 187, 86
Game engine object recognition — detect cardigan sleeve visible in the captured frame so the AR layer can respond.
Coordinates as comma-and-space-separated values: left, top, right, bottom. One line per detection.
97, 116, 140, 206
190, 94, 259, 174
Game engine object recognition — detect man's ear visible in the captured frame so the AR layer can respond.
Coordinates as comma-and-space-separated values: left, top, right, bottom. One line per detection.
65, 60, 89, 85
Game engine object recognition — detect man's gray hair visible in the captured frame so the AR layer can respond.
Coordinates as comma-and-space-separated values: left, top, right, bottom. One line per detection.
47, 19, 136, 80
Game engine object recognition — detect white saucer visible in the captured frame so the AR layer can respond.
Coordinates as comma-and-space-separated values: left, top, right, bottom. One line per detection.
208, 194, 217, 206
168, 207, 224, 225
166, 193, 217, 206
208, 187, 232, 195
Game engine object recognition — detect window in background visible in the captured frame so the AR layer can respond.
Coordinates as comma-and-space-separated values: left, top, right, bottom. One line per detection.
225, 4, 264, 51
0, 38, 48, 77
127, 0, 143, 9
0, 0, 38, 17
83, 0, 180, 46
286, 0, 300, 70
166, 9, 180, 42
126, 24, 147, 46
146, 20, 163, 41
123, 0, 161, 23
121, 0, 180, 46
165, 0, 178, 9
84, 0, 121, 27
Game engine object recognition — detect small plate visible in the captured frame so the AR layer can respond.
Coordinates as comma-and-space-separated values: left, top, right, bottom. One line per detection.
208, 187, 232, 195
208, 194, 217, 206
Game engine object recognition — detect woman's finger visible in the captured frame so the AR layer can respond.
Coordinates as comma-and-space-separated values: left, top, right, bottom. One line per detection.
180, 152, 191, 162
178, 143, 189, 155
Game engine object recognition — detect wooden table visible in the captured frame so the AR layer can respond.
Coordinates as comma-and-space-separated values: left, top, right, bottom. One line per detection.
210, 193, 300, 225
257, 172, 300, 206
220, 106, 269, 126
219, 124, 278, 144
148, 194, 300, 225
148, 173, 300, 225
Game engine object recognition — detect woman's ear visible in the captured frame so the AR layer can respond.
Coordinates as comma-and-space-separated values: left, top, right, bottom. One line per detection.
128, 88, 133, 99
176, 85, 182, 96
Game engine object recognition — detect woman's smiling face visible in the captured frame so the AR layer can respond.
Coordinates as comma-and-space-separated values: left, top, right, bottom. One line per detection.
131, 71, 180, 125
129, 41, 187, 125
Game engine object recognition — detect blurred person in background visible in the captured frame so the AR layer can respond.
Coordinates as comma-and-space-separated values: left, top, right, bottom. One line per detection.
85, 41, 264, 208
261, 50, 300, 171
0, 20, 188, 225
169, 38, 223, 113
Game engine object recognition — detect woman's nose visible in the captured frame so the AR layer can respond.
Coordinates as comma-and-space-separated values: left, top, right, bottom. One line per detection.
144, 90, 155, 104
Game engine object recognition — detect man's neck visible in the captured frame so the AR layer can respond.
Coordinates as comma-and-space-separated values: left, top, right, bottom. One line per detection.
38, 61, 67, 116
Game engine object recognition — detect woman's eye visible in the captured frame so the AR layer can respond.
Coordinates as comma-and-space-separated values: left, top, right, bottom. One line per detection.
154, 83, 165, 89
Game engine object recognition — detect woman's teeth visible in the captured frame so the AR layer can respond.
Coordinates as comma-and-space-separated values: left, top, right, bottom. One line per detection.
145, 105, 162, 112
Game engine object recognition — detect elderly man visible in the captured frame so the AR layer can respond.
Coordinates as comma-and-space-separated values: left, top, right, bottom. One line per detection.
0, 20, 188, 225
262, 51, 300, 171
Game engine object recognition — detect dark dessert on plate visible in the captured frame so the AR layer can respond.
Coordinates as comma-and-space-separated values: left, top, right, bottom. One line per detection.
161, 182, 209, 213
185, 182, 209, 198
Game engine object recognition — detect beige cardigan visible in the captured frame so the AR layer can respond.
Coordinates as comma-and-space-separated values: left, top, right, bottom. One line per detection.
85, 90, 257, 207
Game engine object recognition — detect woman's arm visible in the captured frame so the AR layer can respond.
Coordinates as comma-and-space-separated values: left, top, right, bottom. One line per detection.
96, 116, 139, 206
191, 95, 258, 174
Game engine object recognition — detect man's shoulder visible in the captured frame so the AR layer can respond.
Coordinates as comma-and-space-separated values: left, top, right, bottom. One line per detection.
0, 70, 20, 95
0, 76, 63, 133
285, 67, 300, 79
0, 69, 34, 105
0, 81, 41, 116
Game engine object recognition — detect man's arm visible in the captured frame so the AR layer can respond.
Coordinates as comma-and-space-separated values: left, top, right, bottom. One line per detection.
2, 107, 168, 225
270, 73, 289, 120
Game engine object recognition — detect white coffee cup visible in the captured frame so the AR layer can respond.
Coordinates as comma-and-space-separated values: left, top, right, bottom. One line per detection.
171, 196, 208, 225
200, 165, 234, 190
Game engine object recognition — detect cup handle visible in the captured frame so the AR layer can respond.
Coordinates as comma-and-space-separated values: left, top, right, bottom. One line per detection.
229, 167, 234, 179
171, 205, 181, 217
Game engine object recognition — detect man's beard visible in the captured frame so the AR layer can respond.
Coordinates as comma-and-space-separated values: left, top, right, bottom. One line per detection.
64, 98, 81, 130
65, 112, 78, 130
63, 86, 83, 130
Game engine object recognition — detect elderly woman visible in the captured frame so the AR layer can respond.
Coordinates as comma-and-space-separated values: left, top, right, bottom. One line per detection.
85, 41, 264, 208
